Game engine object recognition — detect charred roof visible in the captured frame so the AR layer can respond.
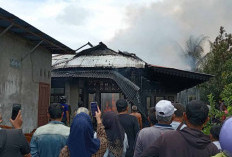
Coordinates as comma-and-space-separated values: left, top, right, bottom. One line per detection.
52, 42, 213, 87
53, 42, 146, 69
74, 42, 144, 61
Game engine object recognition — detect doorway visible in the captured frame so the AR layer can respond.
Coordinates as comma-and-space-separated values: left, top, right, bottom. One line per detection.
38, 83, 50, 127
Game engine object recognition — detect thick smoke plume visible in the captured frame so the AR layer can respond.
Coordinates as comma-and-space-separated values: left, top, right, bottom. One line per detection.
108, 0, 232, 70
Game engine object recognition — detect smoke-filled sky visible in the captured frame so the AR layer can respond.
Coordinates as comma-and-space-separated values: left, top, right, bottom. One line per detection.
1, 0, 232, 70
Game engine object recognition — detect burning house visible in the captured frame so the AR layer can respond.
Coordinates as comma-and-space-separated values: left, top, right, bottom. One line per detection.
52, 42, 212, 117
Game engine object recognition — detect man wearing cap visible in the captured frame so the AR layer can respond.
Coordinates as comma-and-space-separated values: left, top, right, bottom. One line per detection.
141, 100, 219, 157
134, 100, 175, 157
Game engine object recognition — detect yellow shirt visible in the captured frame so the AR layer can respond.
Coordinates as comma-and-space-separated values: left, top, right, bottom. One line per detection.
212, 152, 227, 157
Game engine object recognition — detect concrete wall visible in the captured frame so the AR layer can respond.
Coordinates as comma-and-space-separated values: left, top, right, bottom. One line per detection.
64, 79, 79, 121
0, 28, 51, 132
69, 79, 79, 113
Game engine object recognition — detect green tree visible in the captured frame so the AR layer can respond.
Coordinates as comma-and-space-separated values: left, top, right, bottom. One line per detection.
203, 93, 231, 135
184, 35, 207, 71
199, 27, 232, 102
220, 83, 232, 98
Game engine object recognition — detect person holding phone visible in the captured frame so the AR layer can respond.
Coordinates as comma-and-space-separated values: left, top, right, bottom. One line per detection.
0, 109, 30, 157
59, 106, 108, 157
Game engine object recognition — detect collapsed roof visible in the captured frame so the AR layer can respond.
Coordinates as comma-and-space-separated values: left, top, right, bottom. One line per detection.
52, 42, 213, 116
53, 42, 146, 69
52, 42, 212, 90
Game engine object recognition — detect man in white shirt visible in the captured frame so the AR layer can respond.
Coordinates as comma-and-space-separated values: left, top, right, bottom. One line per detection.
171, 103, 187, 130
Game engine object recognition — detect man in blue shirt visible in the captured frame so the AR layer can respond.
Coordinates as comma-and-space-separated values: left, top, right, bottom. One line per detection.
60, 96, 70, 126
30, 103, 70, 157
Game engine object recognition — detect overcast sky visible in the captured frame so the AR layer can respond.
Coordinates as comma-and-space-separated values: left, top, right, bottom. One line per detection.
1, 0, 232, 70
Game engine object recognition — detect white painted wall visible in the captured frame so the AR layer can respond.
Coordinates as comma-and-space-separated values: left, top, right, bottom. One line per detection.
0, 28, 51, 132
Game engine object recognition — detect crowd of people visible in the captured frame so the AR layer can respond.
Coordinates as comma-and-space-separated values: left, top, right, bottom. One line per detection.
0, 98, 232, 157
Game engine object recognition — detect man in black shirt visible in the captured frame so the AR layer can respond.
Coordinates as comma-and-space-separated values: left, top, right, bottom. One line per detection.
116, 99, 140, 157
0, 111, 30, 157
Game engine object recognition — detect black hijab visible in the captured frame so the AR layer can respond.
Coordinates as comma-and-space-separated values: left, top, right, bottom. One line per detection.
102, 111, 125, 157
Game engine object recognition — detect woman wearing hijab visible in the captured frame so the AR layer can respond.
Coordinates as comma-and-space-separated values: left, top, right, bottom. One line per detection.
102, 111, 128, 157
59, 107, 107, 157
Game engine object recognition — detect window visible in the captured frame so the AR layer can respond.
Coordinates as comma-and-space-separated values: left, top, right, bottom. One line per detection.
50, 88, 65, 103
44, 69, 47, 78
188, 95, 196, 103
51, 88, 65, 95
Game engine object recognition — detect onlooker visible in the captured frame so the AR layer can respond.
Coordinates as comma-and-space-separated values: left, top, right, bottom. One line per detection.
213, 117, 232, 157
134, 100, 175, 157
59, 107, 107, 157
30, 103, 70, 157
116, 99, 139, 157
141, 100, 219, 157
170, 103, 186, 130
147, 107, 157, 126
102, 111, 128, 157
60, 96, 70, 125
210, 125, 222, 150
74, 101, 85, 116
130, 105, 143, 129
76, 107, 89, 115
0, 110, 30, 157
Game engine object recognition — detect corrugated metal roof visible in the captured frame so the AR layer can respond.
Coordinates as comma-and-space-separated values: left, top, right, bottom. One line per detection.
0, 8, 75, 54
147, 64, 213, 80
54, 55, 145, 69
53, 42, 146, 68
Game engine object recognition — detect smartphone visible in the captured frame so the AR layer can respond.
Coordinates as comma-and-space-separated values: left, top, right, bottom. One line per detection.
11, 104, 21, 120
90, 102, 98, 117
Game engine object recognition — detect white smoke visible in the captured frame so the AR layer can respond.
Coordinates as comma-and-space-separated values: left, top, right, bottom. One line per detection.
107, 0, 232, 70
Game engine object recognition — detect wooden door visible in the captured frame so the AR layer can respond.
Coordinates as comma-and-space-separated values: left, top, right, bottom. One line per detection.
38, 83, 50, 127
